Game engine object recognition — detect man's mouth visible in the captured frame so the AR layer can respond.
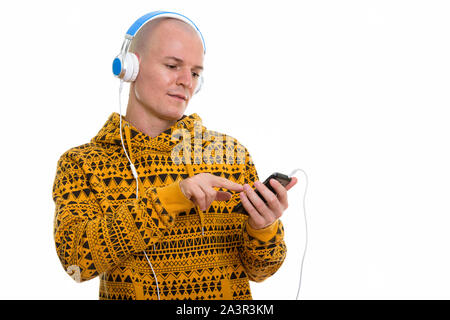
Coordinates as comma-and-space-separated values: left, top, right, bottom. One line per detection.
168, 94, 187, 101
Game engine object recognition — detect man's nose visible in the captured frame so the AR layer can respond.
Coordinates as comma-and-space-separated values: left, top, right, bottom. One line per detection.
176, 68, 194, 90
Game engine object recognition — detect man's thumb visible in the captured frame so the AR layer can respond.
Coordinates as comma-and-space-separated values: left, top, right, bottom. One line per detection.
215, 191, 232, 202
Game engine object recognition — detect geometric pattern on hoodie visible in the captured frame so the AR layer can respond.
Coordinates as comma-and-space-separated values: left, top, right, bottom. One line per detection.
52, 112, 287, 300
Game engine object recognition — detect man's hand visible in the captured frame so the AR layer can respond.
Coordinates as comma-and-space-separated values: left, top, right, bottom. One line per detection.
240, 177, 298, 230
179, 173, 244, 211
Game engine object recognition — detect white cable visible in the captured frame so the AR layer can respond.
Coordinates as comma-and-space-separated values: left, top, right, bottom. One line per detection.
118, 80, 139, 199
118, 79, 161, 300
288, 168, 309, 300
143, 250, 161, 300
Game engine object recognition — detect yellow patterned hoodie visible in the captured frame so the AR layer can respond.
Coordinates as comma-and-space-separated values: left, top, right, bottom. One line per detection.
52, 112, 287, 300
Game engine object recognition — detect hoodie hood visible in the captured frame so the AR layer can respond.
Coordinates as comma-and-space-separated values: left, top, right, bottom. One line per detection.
91, 112, 209, 237
92, 112, 205, 153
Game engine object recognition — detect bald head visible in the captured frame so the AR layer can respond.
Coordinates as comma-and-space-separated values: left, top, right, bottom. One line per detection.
124, 15, 204, 129
129, 17, 203, 61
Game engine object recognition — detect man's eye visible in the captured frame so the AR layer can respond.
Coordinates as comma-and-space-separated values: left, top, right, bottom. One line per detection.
166, 64, 177, 69
192, 72, 200, 78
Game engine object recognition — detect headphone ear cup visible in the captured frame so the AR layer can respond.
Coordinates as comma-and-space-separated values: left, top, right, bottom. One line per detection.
194, 75, 203, 94
112, 54, 125, 79
123, 53, 139, 82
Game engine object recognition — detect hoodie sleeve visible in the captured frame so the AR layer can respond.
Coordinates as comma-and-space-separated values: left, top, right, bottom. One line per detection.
52, 153, 195, 283
238, 148, 287, 283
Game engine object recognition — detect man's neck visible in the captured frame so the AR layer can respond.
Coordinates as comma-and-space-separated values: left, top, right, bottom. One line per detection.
124, 106, 177, 138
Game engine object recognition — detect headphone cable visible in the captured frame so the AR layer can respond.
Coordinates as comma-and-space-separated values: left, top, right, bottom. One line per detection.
288, 168, 309, 300
118, 80, 161, 300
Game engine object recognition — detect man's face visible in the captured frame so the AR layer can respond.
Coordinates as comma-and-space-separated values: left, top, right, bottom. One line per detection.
132, 19, 204, 121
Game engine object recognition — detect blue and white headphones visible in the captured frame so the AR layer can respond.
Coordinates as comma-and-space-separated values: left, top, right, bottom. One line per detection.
112, 10, 206, 94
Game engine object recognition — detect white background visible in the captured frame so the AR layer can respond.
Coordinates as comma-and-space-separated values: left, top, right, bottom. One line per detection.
0, 0, 449, 300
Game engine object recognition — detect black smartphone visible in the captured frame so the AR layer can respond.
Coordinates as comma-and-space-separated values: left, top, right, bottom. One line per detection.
233, 172, 292, 215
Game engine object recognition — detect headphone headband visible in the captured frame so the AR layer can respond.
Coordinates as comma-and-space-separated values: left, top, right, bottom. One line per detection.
125, 10, 206, 54
113, 10, 205, 91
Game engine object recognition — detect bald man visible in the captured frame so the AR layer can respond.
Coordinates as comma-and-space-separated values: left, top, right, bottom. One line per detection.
52, 16, 297, 300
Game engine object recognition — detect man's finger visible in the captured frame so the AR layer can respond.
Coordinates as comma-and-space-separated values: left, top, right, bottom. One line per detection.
285, 177, 298, 191
210, 176, 244, 192
240, 192, 263, 223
